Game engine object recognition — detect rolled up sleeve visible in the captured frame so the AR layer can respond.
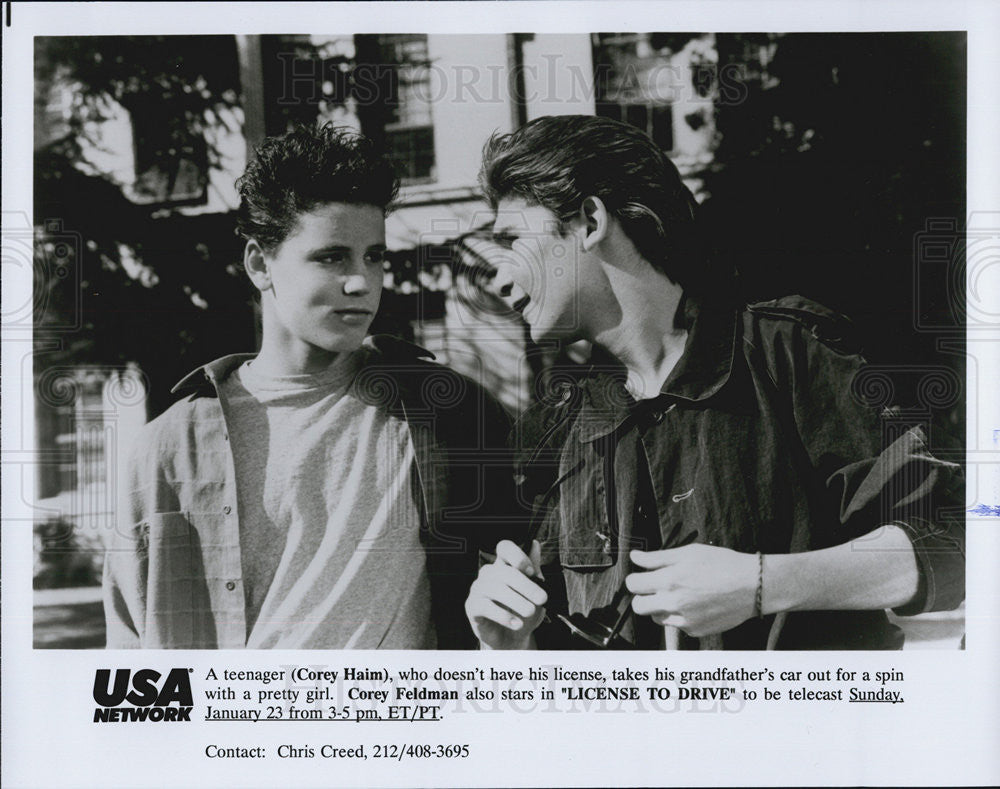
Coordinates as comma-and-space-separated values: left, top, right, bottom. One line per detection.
778, 324, 966, 615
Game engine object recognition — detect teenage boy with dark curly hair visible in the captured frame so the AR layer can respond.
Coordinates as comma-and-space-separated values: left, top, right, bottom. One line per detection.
465, 115, 964, 650
104, 124, 515, 649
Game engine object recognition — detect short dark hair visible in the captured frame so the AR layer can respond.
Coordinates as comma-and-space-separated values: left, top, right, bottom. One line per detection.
236, 123, 399, 251
480, 115, 704, 290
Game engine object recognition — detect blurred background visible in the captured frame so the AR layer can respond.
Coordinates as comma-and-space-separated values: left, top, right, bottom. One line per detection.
30, 32, 966, 648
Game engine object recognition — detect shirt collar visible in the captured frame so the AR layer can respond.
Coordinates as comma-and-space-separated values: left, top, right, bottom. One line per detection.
575, 294, 740, 443
170, 353, 256, 396
169, 335, 436, 397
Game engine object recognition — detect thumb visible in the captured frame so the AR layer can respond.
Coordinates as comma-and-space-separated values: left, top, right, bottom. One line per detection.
528, 540, 545, 580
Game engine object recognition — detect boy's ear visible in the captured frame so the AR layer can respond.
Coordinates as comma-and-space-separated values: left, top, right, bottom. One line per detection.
579, 196, 610, 251
243, 240, 271, 292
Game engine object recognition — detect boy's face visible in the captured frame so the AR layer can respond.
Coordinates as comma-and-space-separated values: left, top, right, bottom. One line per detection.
260, 202, 386, 357
490, 197, 597, 343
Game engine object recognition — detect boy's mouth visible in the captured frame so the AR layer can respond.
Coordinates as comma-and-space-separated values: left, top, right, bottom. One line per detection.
333, 308, 373, 324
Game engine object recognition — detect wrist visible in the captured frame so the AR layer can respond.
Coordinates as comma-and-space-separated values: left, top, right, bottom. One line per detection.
759, 552, 809, 615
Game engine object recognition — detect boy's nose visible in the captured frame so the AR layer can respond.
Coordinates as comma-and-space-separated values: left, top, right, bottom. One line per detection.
488, 264, 516, 298
343, 273, 371, 295
460, 236, 518, 299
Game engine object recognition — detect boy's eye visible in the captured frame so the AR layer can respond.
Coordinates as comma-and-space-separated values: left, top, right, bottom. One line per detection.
491, 232, 517, 250
364, 248, 387, 265
318, 251, 348, 265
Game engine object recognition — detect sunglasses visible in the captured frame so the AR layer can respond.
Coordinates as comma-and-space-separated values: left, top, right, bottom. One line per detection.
554, 527, 700, 649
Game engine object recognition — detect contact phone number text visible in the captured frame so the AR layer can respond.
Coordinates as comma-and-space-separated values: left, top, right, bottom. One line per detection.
373, 744, 470, 760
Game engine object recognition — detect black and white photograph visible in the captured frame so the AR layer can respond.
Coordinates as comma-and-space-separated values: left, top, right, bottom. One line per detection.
3, 2, 999, 787
29, 29, 968, 651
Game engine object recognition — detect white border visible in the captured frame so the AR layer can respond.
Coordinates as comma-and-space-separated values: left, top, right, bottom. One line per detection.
4, 3, 999, 787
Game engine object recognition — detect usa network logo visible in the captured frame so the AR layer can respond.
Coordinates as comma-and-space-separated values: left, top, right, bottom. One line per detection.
93, 668, 194, 723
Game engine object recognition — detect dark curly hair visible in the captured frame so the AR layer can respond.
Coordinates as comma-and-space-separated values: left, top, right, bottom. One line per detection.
236, 123, 399, 251
480, 115, 706, 292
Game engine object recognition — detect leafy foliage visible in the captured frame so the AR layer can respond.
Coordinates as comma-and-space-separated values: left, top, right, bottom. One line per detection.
34, 36, 253, 416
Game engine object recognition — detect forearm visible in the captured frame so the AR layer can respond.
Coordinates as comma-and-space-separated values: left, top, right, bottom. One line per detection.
763, 524, 920, 614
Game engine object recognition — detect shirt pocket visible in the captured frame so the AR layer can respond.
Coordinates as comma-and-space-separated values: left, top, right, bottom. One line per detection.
555, 445, 615, 571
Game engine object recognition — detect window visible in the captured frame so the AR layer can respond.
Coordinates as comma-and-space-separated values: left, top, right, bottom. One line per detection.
35, 370, 110, 499
593, 33, 677, 153
259, 34, 436, 183
596, 101, 674, 154
356, 34, 436, 182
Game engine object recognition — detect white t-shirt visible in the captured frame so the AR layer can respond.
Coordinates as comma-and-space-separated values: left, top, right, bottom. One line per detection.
217, 351, 433, 649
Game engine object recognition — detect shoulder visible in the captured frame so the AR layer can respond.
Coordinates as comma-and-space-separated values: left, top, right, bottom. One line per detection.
363, 334, 468, 395
157, 353, 246, 434
509, 376, 583, 467
742, 295, 862, 357
170, 353, 255, 395
737, 296, 871, 403
366, 334, 437, 365
362, 334, 510, 422
129, 392, 221, 462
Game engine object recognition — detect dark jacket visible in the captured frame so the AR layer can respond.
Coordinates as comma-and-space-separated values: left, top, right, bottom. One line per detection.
513, 295, 965, 650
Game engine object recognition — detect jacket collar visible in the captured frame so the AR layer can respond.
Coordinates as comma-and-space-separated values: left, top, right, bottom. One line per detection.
171, 353, 256, 396
575, 294, 740, 443
659, 294, 740, 403
169, 335, 435, 397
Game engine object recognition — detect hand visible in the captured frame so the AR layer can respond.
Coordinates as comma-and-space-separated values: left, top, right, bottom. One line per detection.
465, 540, 547, 650
625, 544, 758, 637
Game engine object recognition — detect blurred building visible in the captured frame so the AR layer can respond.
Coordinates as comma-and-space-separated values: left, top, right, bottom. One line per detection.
32, 32, 720, 582
30, 32, 967, 650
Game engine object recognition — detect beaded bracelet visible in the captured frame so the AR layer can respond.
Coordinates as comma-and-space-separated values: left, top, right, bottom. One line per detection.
755, 552, 765, 619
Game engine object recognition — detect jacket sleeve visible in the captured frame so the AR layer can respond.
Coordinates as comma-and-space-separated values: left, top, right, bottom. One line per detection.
757, 315, 965, 614
421, 375, 527, 649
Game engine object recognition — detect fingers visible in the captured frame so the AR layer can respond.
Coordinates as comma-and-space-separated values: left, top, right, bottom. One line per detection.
630, 591, 675, 618
465, 545, 548, 637
629, 547, 683, 570
625, 566, 672, 595
496, 539, 544, 581
630, 594, 692, 632
528, 540, 543, 573
465, 596, 526, 632
483, 560, 547, 608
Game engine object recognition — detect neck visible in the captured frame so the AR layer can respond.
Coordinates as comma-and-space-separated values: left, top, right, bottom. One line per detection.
591, 265, 688, 400
254, 325, 352, 378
